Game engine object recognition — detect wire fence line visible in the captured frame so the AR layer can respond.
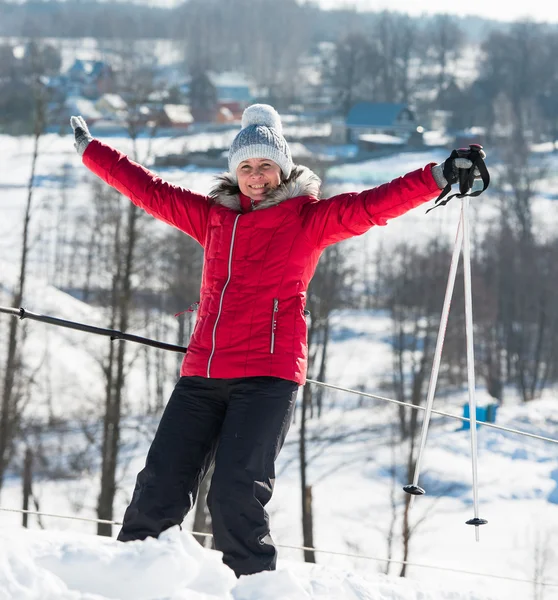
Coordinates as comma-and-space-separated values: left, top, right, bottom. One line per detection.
2, 304, 555, 445
306, 378, 558, 445
16, 378, 558, 445
0, 506, 120, 526
0, 506, 557, 589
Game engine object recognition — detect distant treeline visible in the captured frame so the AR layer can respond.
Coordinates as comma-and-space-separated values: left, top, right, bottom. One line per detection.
0, 0, 505, 41
0, 0, 174, 38
4, 0, 558, 150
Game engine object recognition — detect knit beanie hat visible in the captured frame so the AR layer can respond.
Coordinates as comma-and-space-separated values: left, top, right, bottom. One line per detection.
228, 104, 293, 180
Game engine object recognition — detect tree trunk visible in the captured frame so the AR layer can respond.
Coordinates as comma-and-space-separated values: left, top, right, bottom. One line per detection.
0, 96, 43, 492
399, 492, 411, 577
400, 416, 419, 577
315, 316, 329, 418
383, 424, 398, 575
22, 448, 33, 528
299, 384, 316, 563
97, 202, 139, 536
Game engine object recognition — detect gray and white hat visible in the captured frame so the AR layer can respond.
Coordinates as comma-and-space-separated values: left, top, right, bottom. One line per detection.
228, 104, 293, 180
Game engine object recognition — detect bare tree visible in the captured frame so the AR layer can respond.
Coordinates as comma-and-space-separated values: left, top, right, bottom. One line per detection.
96, 196, 140, 536
0, 71, 47, 493
382, 239, 465, 440
0, 43, 18, 79
370, 12, 422, 103
479, 22, 549, 146
424, 15, 465, 98
189, 71, 218, 123
536, 30, 558, 149
299, 242, 356, 562
490, 152, 558, 401
81, 41, 168, 537
325, 31, 378, 116
178, 0, 311, 107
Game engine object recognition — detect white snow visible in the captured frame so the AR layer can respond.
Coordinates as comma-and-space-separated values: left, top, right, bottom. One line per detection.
0, 131, 557, 600
0, 524, 504, 599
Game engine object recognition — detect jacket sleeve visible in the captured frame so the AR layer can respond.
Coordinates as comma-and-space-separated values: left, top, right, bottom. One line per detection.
82, 139, 210, 245
302, 165, 441, 249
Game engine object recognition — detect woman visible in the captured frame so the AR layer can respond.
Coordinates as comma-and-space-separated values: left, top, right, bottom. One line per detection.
70, 104, 478, 577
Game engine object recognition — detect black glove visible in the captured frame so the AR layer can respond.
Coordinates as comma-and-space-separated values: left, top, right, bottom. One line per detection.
70, 115, 93, 156
431, 146, 486, 190
429, 144, 490, 210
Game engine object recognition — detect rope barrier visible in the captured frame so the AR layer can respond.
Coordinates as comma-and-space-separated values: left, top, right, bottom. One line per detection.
2, 305, 556, 445
306, 379, 558, 445
276, 542, 558, 588
1, 506, 557, 589
0, 506, 121, 526
20, 380, 558, 446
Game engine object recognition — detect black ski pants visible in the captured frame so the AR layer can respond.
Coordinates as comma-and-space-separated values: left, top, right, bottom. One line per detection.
117, 375, 298, 577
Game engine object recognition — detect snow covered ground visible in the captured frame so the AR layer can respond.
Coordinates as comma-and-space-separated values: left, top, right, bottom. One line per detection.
0, 131, 557, 599
0, 524, 504, 600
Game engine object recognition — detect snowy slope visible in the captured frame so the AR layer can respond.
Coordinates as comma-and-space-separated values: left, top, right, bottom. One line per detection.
0, 132, 557, 600
0, 525, 499, 600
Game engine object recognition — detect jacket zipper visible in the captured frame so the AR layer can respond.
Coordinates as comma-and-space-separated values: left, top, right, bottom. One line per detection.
270, 298, 279, 354
207, 215, 240, 377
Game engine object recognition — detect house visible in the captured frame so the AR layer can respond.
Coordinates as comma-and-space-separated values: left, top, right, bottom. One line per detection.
209, 71, 254, 108
215, 106, 236, 124
95, 93, 127, 121
158, 104, 194, 129
341, 102, 422, 144
66, 59, 114, 98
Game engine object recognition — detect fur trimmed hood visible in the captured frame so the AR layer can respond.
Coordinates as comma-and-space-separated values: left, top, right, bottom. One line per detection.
208, 165, 321, 212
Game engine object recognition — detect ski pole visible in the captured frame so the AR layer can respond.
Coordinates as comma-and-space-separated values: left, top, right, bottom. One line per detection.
0, 306, 188, 354
461, 197, 488, 539
403, 210, 464, 504
403, 197, 487, 539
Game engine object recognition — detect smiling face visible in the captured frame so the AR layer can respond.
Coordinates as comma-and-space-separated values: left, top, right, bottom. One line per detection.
236, 158, 282, 202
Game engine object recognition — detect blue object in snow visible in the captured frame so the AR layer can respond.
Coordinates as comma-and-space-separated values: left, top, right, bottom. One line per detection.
461, 403, 498, 430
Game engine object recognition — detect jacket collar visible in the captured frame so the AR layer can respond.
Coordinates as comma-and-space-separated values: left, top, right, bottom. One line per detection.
208, 165, 322, 212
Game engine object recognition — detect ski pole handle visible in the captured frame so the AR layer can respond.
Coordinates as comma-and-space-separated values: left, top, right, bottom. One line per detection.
459, 162, 471, 196
457, 144, 484, 196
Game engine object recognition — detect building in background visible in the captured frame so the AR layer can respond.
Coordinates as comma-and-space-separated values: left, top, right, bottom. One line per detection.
333, 102, 423, 146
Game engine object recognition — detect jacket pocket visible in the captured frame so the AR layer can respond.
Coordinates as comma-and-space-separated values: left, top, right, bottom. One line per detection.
270, 298, 279, 354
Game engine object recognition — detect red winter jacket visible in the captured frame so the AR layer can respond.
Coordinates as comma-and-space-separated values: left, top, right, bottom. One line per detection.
83, 140, 440, 384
